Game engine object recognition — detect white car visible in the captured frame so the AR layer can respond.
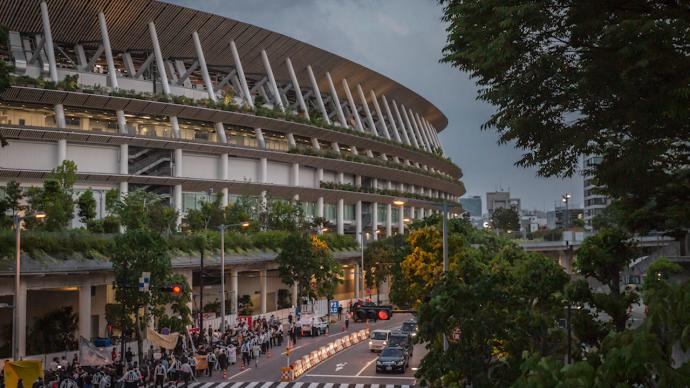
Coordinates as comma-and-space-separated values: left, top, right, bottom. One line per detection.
369, 329, 390, 352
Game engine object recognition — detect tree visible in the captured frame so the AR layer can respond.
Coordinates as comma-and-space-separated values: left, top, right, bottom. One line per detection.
111, 228, 172, 364
185, 193, 225, 232
26, 306, 78, 355
575, 228, 639, 331
491, 207, 520, 232
77, 190, 97, 225
26, 160, 77, 230
110, 190, 178, 234
275, 233, 343, 304
438, 0, 690, 243
0, 181, 24, 228
363, 238, 397, 300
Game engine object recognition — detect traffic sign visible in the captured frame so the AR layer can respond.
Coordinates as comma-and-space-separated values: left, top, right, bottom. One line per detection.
329, 300, 340, 314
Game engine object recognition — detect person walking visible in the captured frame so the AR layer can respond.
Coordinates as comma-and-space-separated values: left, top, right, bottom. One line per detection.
179, 360, 192, 388
345, 312, 350, 330
206, 352, 216, 377
241, 341, 250, 368
153, 362, 166, 388
251, 342, 260, 368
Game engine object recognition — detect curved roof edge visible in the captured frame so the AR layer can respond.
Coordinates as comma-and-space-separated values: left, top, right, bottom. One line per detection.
0, 0, 448, 131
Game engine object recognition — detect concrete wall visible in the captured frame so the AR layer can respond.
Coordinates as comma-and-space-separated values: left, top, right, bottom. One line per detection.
0, 140, 56, 170
67, 144, 119, 174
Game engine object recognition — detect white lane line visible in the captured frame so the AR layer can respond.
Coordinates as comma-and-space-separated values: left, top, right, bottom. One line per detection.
356, 358, 377, 376
323, 384, 334, 388
244, 382, 259, 388
229, 383, 245, 388
305, 374, 417, 380
258, 383, 274, 388
227, 368, 251, 380
354, 384, 365, 388
275, 383, 289, 388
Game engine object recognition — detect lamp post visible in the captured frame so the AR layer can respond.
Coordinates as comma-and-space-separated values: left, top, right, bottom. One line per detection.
13, 211, 46, 360
441, 200, 449, 352
561, 192, 572, 364
561, 193, 572, 230
218, 221, 249, 333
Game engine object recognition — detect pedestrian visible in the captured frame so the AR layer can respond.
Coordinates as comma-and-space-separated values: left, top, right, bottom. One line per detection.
125, 348, 133, 365
218, 350, 228, 376
227, 344, 236, 366
345, 312, 350, 329
206, 352, 216, 377
338, 305, 343, 320
241, 341, 250, 368
179, 360, 192, 388
153, 362, 166, 388
251, 342, 260, 368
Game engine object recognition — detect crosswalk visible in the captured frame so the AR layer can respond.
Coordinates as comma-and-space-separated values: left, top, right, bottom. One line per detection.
187, 382, 413, 388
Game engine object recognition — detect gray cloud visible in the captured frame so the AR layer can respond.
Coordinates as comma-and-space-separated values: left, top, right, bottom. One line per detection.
167, 0, 583, 213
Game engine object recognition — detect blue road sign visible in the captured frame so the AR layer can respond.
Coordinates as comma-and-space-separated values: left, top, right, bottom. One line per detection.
330, 300, 340, 314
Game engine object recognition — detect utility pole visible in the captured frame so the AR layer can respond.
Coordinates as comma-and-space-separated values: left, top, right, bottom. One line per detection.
442, 200, 449, 352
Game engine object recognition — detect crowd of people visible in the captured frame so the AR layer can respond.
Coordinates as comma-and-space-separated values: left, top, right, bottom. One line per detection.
0, 312, 326, 388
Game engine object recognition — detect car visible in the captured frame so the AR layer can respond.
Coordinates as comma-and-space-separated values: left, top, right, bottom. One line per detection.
368, 329, 390, 352
401, 319, 418, 339
387, 330, 413, 358
375, 346, 408, 373
298, 314, 329, 336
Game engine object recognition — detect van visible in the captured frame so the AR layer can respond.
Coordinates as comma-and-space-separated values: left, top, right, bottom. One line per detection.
368, 329, 390, 352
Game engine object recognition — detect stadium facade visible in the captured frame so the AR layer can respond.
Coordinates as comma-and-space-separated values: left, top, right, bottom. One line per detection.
0, 0, 463, 357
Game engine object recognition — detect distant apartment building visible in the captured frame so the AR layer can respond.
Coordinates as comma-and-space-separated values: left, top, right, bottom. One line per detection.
486, 191, 521, 215
521, 209, 548, 233
547, 207, 585, 230
460, 195, 482, 217
583, 156, 611, 230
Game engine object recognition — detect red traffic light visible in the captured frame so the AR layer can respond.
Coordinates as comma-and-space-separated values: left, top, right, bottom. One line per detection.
377, 310, 390, 320
170, 284, 183, 296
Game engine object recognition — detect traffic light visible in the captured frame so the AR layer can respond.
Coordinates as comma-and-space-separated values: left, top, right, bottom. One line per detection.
377, 310, 390, 320
165, 284, 184, 296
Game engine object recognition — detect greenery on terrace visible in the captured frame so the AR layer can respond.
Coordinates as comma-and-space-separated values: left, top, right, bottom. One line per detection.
319, 181, 447, 203
4, 71, 455, 166
0, 160, 357, 262
287, 145, 461, 183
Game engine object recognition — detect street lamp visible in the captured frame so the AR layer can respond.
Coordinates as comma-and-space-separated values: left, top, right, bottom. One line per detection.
561, 193, 572, 230
13, 211, 46, 360
218, 221, 250, 333
392, 199, 406, 207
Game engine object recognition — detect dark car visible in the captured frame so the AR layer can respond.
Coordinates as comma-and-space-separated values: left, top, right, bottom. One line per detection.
401, 319, 418, 339
375, 346, 408, 373
388, 330, 414, 357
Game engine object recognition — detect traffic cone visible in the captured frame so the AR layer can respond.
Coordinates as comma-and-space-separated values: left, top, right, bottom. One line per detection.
223, 369, 227, 380
267, 348, 272, 358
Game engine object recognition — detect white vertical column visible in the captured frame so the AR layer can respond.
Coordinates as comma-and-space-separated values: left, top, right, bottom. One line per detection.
285, 58, 310, 120
326, 72, 347, 127
119, 143, 129, 197
371, 179, 379, 240
16, 281, 27, 357
79, 281, 92, 340
400, 105, 421, 149
148, 22, 170, 95
392, 100, 413, 146
337, 199, 344, 235
356, 85, 377, 135
342, 79, 364, 132
193, 31, 215, 100
354, 264, 360, 299
220, 153, 228, 206
98, 12, 118, 89
291, 162, 300, 201
260, 269, 267, 314
230, 40, 254, 109
370, 90, 391, 139
306, 65, 331, 125
40, 2, 58, 82
261, 50, 284, 112
415, 112, 433, 150
427, 120, 442, 148
381, 95, 402, 143
230, 268, 238, 314
355, 200, 362, 244
409, 108, 430, 151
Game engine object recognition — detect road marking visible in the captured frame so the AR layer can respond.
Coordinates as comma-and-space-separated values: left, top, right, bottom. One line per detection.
305, 374, 416, 380
307, 383, 320, 388
335, 362, 348, 372
244, 382, 259, 388
227, 368, 251, 380
356, 358, 377, 376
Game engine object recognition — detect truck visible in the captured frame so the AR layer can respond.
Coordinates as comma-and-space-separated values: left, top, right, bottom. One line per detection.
351, 301, 393, 322
297, 313, 329, 336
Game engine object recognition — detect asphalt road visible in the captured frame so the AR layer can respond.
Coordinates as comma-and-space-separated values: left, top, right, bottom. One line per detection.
194, 313, 423, 385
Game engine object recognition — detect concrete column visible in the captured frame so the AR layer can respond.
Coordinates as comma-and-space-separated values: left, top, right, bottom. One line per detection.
408, 108, 429, 151
148, 22, 170, 95
230, 268, 238, 314
79, 281, 92, 340
193, 31, 216, 101
342, 78, 364, 132
317, 197, 324, 218
261, 50, 284, 111
399, 104, 419, 148
116, 110, 127, 134
306, 65, 331, 125
259, 158, 268, 183
260, 269, 267, 314
57, 138, 67, 165
285, 58, 309, 120
356, 84, 377, 135
398, 204, 405, 234
391, 100, 412, 146
349, 200, 359, 241
40, 1, 58, 82
372, 202, 378, 240
354, 265, 360, 299
230, 40, 254, 108
326, 72, 347, 127
370, 90, 391, 139
98, 12, 118, 89
16, 281, 27, 358
386, 203, 393, 237
291, 163, 299, 201
381, 95, 402, 143
220, 153, 228, 206
337, 199, 344, 235
415, 112, 433, 151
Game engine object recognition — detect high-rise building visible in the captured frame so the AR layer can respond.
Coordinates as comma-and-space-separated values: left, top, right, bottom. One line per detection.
486, 191, 521, 215
582, 155, 610, 230
547, 207, 585, 230
460, 195, 482, 217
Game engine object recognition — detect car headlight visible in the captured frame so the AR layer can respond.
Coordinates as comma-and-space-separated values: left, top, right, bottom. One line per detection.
369, 341, 372, 345
383, 341, 387, 345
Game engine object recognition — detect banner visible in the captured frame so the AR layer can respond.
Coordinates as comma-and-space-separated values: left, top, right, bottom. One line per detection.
3, 360, 43, 388
80, 337, 113, 366
147, 327, 180, 350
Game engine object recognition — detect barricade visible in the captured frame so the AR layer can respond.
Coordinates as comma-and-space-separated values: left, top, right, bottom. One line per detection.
326, 343, 335, 357
349, 333, 358, 344
358, 329, 367, 341
334, 338, 344, 351
309, 350, 319, 366
321, 346, 329, 360
302, 354, 311, 370
293, 359, 304, 377
280, 367, 294, 382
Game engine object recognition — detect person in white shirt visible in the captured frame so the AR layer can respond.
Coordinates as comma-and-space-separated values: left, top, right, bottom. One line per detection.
179, 360, 193, 388
153, 362, 166, 388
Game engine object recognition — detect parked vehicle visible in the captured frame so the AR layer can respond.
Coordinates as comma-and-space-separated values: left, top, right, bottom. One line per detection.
375, 346, 409, 373
368, 329, 390, 352
298, 313, 329, 336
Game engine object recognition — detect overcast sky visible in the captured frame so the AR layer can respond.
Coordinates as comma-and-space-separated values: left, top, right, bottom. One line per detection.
167, 0, 583, 213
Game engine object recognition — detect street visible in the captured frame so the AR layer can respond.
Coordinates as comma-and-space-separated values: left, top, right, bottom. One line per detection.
188, 313, 422, 386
